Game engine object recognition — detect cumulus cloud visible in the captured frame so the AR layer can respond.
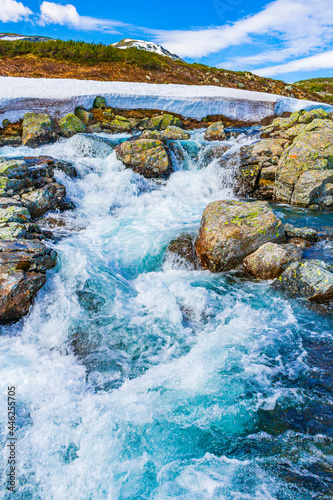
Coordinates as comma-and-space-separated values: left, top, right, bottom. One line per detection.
151, 0, 333, 62
0, 0, 32, 22
254, 50, 333, 77
39, 1, 127, 33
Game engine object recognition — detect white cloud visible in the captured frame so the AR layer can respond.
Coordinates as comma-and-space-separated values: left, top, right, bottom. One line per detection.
151, 0, 333, 62
253, 50, 333, 77
0, 0, 32, 22
39, 1, 127, 33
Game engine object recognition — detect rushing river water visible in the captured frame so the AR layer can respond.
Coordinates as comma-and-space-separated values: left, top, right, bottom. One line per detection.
1, 130, 333, 499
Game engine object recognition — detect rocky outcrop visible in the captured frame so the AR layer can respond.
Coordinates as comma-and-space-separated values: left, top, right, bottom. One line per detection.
195, 200, 285, 272
0, 240, 57, 321
58, 113, 86, 137
273, 260, 333, 302
115, 139, 171, 178
243, 242, 302, 280
22, 113, 57, 148
275, 119, 333, 206
236, 109, 333, 207
204, 122, 226, 141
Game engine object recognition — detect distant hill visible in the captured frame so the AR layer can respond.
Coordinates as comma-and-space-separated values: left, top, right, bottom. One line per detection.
0, 33, 54, 43
0, 37, 328, 105
112, 39, 184, 62
294, 77, 333, 104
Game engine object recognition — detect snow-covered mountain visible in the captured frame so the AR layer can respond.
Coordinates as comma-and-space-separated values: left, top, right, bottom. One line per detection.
0, 33, 54, 42
112, 39, 184, 62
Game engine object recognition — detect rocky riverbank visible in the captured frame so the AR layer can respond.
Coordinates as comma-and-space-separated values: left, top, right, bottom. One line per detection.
1, 95, 333, 322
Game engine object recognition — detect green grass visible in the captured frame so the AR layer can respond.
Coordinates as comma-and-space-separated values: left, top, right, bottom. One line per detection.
0, 39, 172, 70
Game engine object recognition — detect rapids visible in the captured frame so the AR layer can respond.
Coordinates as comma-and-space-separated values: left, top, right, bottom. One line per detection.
1, 129, 333, 499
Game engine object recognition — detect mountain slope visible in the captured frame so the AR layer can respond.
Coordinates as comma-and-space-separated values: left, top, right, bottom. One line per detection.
0, 38, 327, 103
294, 77, 333, 104
112, 39, 184, 62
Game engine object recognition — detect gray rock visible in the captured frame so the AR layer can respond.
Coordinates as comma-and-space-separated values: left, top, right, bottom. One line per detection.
273, 260, 333, 302
195, 200, 285, 272
243, 242, 302, 280
284, 223, 318, 242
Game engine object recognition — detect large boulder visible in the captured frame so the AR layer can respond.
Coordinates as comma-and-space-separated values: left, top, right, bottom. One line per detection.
275, 119, 333, 206
22, 113, 56, 148
204, 122, 226, 141
115, 139, 171, 178
243, 242, 302, 280
195, 200, 285, 272
273, 260, 333, 302
58, 113, 86, 138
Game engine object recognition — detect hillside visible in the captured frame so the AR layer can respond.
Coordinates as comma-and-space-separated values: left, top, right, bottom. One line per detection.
0, 38, 328, 104
294, 77, 333, 104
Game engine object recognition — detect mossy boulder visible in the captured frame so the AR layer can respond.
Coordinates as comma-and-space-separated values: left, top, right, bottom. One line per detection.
74, 108, 94, 126
204, 122, 226, 141
284, 223, 318, 242
273, 260, 333, 302
115, 139, 171, 178
22, 113, 56, 148
195, 200, 285, 272
109, 116, 131, 132
243, 242, 301, 280
93, 96, 107, 109
59, 113, 86, 137
161, 126, 190, 141
149, 114, 182, 131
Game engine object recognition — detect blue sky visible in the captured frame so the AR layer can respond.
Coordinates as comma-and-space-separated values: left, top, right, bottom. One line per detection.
0, 0, 333, 82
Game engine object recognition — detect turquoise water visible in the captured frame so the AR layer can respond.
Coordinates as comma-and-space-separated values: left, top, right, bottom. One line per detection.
0, 131, 333, 499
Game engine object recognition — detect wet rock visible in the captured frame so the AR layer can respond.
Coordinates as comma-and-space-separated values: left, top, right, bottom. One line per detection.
0, 239, 57, 321
200, 143, 230, 168
23, 156, 77, 179
204, 122, 226, 141
166, 234, 198, 268
275, 119, 333, 206
161, 126, 190, 141
115, 139, 171, 178
22, 113, 56, 148
273, 259, 333, 302
58, 113, 86, 137
0, 270, 46, 321
284, 223, 318, 242
288, 237, 312, 249
21, 183, 67, 218
243, 242, 302, 280
74, 108, 94, 126
195, 200, 285, 272
1, 136, 22, 147
93, 96, 107, 109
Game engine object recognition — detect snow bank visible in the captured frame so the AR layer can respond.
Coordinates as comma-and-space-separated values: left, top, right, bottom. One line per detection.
0, 76, 331, 125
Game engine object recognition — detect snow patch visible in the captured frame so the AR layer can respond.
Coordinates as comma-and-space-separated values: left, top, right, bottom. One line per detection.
0, 76, 331, 125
